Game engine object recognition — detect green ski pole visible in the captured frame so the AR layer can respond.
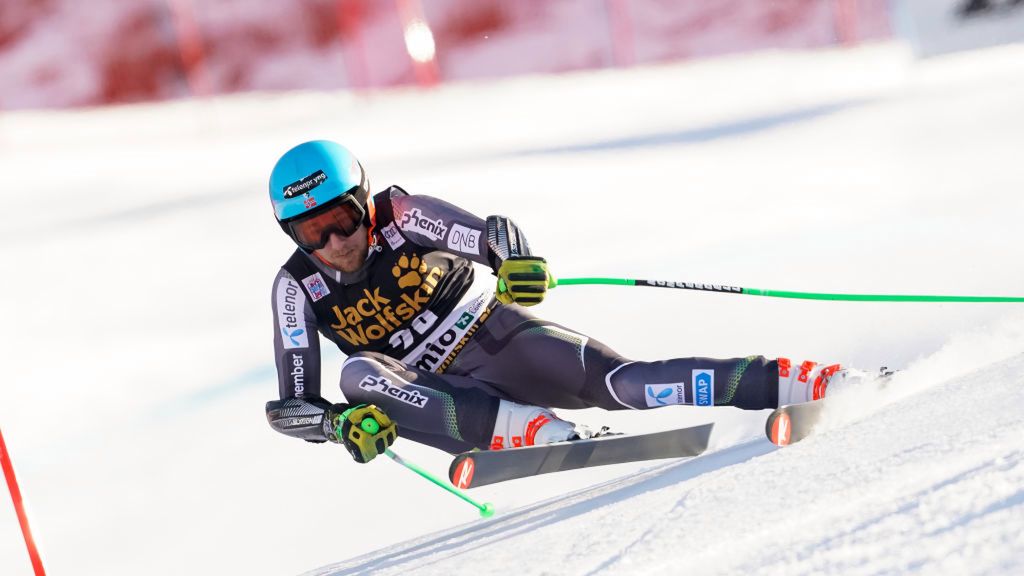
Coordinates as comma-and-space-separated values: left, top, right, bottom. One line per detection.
553, 277, 1024, 303
385, 449, 495, 518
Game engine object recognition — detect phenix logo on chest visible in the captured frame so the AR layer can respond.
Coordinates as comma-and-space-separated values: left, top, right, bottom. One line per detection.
329, 257, 444, 347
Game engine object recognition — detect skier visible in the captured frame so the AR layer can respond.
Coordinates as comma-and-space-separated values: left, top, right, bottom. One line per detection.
266, 140, 845, 464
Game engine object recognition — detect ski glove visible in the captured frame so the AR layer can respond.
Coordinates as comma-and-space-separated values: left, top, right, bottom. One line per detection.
496, 256, 556, 306
326, 403, 397, 463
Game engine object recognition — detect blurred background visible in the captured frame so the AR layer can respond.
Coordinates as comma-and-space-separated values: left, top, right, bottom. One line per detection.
2, 1, 1023, 575
2, 0, 896, 109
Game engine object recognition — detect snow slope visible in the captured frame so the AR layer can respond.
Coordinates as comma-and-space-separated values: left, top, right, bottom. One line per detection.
1, 40, 1023, 575
308, 325, 1024, 575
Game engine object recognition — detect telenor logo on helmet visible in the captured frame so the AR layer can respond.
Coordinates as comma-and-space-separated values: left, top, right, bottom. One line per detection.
283, 170, 328, 198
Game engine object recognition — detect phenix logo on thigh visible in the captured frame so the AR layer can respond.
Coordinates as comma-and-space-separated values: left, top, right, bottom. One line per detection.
358, 375, 430, 408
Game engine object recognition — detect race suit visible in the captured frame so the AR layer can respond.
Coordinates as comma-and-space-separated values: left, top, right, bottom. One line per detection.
267, 186, 780, 454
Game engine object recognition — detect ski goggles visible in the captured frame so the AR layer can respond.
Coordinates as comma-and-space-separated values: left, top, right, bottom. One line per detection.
284, 192, 366, 251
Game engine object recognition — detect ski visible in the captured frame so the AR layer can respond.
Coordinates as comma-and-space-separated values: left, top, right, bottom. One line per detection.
448, 423, 714, 488
765, 400, 828, 446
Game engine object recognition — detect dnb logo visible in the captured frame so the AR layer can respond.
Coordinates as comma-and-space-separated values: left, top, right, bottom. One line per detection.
645, 383, 684, 407
692, 369, 715, 407
447, 223, 481, 255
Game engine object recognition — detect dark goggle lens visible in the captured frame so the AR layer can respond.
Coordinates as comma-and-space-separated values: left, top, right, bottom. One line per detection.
290, 199, 363, 249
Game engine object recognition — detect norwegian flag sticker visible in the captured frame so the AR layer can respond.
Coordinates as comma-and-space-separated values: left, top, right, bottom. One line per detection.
302, 272, 331, 302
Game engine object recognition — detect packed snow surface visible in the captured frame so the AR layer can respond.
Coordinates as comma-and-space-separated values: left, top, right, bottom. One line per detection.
1, 41, 1023, 575
309, 336, 1024, 575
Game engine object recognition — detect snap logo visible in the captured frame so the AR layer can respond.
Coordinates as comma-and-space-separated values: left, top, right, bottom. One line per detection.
381, 222, 405, 250
358, 375, 429, 408
447, 223, 481, 255
645, 383, 685, 407
692, 369, 715, 407
302, 272, 331, 302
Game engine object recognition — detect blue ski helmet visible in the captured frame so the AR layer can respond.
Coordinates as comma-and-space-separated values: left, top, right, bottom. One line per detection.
269, 140, 372, 248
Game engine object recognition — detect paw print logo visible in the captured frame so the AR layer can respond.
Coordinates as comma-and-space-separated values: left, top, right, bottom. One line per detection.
393, 253, 427, 289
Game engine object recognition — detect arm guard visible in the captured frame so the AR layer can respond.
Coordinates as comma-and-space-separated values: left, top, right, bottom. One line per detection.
485, 215, 532, 270
265, 396, 334, 443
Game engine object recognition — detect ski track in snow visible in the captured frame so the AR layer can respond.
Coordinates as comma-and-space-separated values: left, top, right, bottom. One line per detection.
304, 441, 776, 576
310, 348, 1024, 576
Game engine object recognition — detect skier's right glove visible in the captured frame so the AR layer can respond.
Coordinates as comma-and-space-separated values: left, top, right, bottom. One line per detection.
326, 403, 398, 463
496, 256, 555, 306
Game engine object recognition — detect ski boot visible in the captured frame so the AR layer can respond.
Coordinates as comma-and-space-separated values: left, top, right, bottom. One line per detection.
776, 358, 845, 405
777, 358, 895, 406
489, 400, 578, 450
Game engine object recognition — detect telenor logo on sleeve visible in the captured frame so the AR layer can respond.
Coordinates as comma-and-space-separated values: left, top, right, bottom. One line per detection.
692, 369, 715, 406
277, 277, 310, 349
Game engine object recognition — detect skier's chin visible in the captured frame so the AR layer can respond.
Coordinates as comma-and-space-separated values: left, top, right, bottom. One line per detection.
322, 249, 361, 272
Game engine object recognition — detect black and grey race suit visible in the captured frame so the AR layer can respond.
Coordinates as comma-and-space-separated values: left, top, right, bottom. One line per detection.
266, 187, 780, 453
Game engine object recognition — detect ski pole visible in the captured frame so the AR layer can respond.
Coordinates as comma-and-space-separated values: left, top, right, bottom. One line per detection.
1, 426, 46, 576
384, 449, 495, 518
553, 277, 1024, 303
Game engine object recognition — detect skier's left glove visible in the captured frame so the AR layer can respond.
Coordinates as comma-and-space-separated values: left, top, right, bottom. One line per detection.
496, 256, 556, 306
326, 403, 397, 463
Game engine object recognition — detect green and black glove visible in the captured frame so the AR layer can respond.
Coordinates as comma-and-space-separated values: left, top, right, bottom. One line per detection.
326, 403, 397, 463
495, 256, 556, 306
